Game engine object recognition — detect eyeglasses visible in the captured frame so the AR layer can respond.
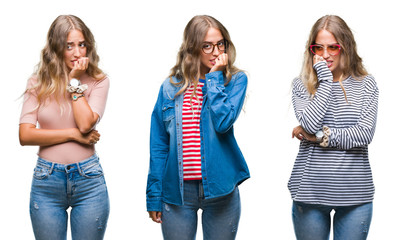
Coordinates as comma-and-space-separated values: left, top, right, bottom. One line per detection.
202, 40, 228, 54
310, 44, 341, 56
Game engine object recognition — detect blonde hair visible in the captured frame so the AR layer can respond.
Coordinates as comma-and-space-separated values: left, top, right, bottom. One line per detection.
26, 15, 104, 107
301, 15, 368, 98
170, 15, 241, 97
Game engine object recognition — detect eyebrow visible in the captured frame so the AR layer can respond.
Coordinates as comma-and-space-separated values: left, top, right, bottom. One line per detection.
314, 43, 339, 46
67, 40, 86, 44
202, 40, 224, 44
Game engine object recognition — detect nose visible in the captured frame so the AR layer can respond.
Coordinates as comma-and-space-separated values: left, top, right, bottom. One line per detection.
73, 47, 81, 58
212, 46, 220, 56
322, 48, 330, 59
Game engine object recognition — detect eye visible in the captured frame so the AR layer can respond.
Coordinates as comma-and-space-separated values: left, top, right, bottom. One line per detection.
314, 45, 323, 51
202, 44, 212, 50
217, 41, 224, 47
328, 45, 339, 50
79, 42, 86, 48
66, 44, 73, 50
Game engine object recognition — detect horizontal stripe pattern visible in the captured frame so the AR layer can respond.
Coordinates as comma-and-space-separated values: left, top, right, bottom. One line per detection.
182, 80, 205, 180
289, 62, 378, 206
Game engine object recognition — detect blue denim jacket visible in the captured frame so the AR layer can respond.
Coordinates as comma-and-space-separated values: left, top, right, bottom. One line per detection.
146, 71, 250, 211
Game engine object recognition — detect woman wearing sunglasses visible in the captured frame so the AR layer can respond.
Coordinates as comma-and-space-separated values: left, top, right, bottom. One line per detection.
146, 15, 250, 240
289, 15, 378, 240
19, 15, 110, 239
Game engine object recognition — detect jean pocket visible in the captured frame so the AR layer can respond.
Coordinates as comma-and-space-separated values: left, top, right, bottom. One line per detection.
33, 165, 50, 180
80, 162, 104, 179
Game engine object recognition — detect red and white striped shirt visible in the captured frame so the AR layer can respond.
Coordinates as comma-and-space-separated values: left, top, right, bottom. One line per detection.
182, 80, 205, 180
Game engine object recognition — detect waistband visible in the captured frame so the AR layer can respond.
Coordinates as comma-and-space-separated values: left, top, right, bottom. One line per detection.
36, 153, 99, 173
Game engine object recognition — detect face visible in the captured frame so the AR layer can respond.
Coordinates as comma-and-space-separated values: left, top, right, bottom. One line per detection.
314, 29, 342, 78
200, 27, 224, 75
64, 29, 87, 70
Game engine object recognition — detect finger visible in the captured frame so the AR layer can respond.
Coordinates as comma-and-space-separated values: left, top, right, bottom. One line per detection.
149, 212, 160, 223
80, 58, 88, 69
156, 212, 162, 223
84, 57, 90, 68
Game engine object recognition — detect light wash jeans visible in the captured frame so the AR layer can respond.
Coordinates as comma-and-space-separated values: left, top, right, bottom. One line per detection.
161, 180, 241, 240
30, 154, 110, 240
292, 201, 372, 240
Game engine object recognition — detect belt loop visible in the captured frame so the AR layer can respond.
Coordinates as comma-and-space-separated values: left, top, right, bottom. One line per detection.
49, 162, 55, 175
77, 161, 83, 175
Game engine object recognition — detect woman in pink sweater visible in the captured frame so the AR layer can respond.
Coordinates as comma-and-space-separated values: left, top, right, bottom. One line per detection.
19, 15, 110, 240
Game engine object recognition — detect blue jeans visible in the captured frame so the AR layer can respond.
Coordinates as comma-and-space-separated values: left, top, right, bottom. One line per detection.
292, 201, 372, 240
30, 154, 110, 240
161, 181, 241, 240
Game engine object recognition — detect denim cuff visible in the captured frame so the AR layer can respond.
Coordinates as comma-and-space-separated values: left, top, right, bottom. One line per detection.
147, 197, 163, 212
205, 71, 224, 87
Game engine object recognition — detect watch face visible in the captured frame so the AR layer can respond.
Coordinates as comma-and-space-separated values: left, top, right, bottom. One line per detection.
70, 79, 80, 87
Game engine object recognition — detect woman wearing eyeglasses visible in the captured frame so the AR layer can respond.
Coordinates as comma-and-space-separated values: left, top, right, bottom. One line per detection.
289, 15, 378, 239
146, 15, 250, 240
19, 15, 109, 239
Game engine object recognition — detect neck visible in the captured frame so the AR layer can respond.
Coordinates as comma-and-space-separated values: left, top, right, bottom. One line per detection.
332, 70, 343, 82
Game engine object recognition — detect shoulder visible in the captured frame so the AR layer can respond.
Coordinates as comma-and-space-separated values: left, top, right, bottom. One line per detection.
26, 75, 38, 86
362, 75, 377, 89
232, 71, 247, 82
159, 76, 181, 100
292, 77, 306, 91
351, 74, 377, 91
81, 74, 110, 88
227, 71, 248, 88
24, 75, 39, 94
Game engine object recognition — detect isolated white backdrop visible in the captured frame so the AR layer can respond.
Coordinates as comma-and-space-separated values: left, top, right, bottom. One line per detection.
1, 0, 395, 239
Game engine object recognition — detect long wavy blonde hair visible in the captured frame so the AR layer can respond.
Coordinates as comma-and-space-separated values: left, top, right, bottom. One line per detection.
170, 15, 241, 97
301, 15, 368, 97
26, 15, 104, 107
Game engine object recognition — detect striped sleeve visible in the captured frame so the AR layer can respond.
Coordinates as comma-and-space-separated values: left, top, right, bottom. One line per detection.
292, 61, 334, 134
328, 76, 379, 149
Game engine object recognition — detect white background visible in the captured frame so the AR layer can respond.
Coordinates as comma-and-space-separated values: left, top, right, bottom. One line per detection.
1, 0, 396, 239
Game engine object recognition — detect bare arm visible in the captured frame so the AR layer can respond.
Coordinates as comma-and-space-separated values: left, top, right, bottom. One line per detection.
71, 96, 100, 133
69, 57, 101, 133
19, 123, 100, 146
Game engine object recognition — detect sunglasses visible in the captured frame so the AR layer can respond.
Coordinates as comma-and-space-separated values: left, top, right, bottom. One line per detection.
310, 44, 341, 56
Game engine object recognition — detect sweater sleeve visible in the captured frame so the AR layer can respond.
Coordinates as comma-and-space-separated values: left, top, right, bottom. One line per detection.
328, 76, 379, 149
292, 61, 333, 134
204, 71, 247, 134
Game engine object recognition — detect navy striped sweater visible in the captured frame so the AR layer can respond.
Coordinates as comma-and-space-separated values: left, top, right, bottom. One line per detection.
289, 61, 379, 206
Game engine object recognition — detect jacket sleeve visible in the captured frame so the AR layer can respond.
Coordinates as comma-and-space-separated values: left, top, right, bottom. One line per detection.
204, 71, 247, 133
146, 84, 169, 212
292, 61, 334, 134
328, 76, 379, 149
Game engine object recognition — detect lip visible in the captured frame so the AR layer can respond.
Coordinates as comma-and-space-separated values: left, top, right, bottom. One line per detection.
326, 61, 333, 68
210, 59, 216, 65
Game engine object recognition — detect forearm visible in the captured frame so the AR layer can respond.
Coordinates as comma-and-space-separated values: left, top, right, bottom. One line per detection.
19, 123, 79, 146
205, 71, 247, 133
71, 95, 99, 133
293, 62, 333, 134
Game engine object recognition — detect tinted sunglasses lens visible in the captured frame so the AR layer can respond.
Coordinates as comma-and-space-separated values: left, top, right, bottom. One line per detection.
311, 45, 323, 55
328, 45, 340, 55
